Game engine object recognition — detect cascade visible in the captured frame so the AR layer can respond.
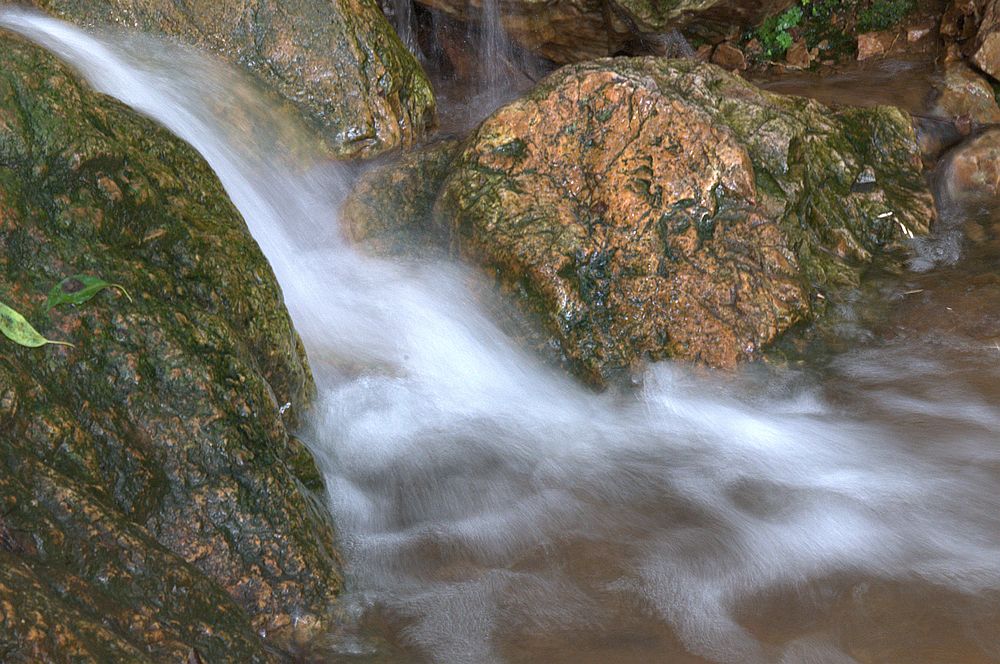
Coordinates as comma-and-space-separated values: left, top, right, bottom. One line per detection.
4, 9, 1000, 663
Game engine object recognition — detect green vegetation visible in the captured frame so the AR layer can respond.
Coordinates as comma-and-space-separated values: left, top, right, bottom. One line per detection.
755, 5, 804, 59
857, 0, 915, 32
748, 0, 916, 62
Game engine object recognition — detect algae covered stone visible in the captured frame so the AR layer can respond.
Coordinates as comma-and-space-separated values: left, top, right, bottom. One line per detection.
0, 31, 340, 658
31, 0, 436, 158
437, 58, 934, 384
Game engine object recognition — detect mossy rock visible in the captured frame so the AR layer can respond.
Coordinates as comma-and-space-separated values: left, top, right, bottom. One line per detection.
436, 58, 935, 385
30, 0, 436, 158
0, 31, 340, 659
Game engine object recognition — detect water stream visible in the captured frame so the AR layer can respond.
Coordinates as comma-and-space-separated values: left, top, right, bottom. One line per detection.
3, 10, 1000, 663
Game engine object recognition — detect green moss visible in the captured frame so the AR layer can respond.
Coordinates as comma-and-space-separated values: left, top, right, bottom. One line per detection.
0, 32, 340, 658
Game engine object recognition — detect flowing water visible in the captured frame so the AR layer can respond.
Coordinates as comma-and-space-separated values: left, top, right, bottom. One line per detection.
4, 10, 1000, 663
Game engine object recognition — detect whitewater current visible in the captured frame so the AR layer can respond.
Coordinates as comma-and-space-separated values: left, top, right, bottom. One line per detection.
4, 10, 1000, 663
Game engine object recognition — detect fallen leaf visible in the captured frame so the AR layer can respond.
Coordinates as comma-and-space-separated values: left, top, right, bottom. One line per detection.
46, 274, 132, 311
0, 300, 73, 348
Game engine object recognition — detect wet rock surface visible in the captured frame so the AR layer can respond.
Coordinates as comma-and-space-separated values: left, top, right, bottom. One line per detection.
942, 128, 1000, 201
31, 0, 436, 158
0, 32, 341, 659
412, 0, 793, 64
342, 139, 462, 255
436, 59, 934, 384
932, 61, 1000, 124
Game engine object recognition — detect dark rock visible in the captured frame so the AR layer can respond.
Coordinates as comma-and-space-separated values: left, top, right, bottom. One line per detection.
31, 0, 436, 158
342, 139, 462, 255
436, 59, 934, 384
0, 31, 340, 658
412, 0, 794, 64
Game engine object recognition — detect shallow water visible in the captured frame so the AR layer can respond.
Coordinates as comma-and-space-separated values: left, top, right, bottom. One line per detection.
4, 11, 1000, 663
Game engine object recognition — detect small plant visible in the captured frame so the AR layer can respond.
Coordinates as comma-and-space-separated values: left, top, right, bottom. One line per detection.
754, 5, 804, 59
857, 0, 914, 33
747, 0, 915, 63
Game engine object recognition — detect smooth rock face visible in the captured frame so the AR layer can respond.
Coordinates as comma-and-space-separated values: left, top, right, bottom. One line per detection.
437, 59, 934, 384
942, 128, 1000, 201
33, 0, 436, 158
0, 33, 340, 659
415, 0, 793, 63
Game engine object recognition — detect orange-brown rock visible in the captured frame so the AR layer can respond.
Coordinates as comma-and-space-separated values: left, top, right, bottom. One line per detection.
857, 30, 896, 60
942, 128, 1000, 202
932, 61, 1000, 125
712, 42, 748, 70
971, 0, 1000, 80
437, 59, 934, 384
784, 38, 812, 68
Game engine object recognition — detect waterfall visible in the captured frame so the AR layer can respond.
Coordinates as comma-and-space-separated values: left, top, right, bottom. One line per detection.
4, 10, 1000, 663
380, 0, 423, 59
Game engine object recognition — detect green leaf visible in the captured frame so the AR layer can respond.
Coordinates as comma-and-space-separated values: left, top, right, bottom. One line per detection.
0, 300, 74, 348
46, 274, 132, 311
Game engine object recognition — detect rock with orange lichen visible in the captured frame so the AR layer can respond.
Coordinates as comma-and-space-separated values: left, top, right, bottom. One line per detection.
436, 58, 934, 384
0, 32, 340, 660
30, 0, 435, 158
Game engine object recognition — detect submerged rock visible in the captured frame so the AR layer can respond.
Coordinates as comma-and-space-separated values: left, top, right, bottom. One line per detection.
413, 0, 793, 63
30, 0, 436, 158
436, 59, 934, 384
0, 32, 340, 659
342, 139, 462, 255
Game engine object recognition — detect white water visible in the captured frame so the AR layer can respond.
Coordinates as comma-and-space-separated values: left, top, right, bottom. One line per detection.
4, 10, 1000, 663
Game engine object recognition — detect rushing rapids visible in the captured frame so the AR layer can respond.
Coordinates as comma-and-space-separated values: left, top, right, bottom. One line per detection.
4, 8, 1000, 663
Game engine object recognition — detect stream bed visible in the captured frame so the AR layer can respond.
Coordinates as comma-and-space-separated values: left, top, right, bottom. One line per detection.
3, 10, 1000, 663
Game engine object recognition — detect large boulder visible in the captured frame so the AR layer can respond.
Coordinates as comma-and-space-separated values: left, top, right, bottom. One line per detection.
414, 0, 794, 63
435, 59, 934, 384
0, 32, 340, 659
30, 0, 436, 158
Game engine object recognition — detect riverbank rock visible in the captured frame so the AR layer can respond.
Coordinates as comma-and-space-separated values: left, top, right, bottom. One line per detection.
414, 0, 793, 64
0, 32, 340, 659
968, 0, 1000, 80
941, 128, 1000, 202
932, 61, 1000, 124
436, 59, 934, 384
29, 0, 435, 158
